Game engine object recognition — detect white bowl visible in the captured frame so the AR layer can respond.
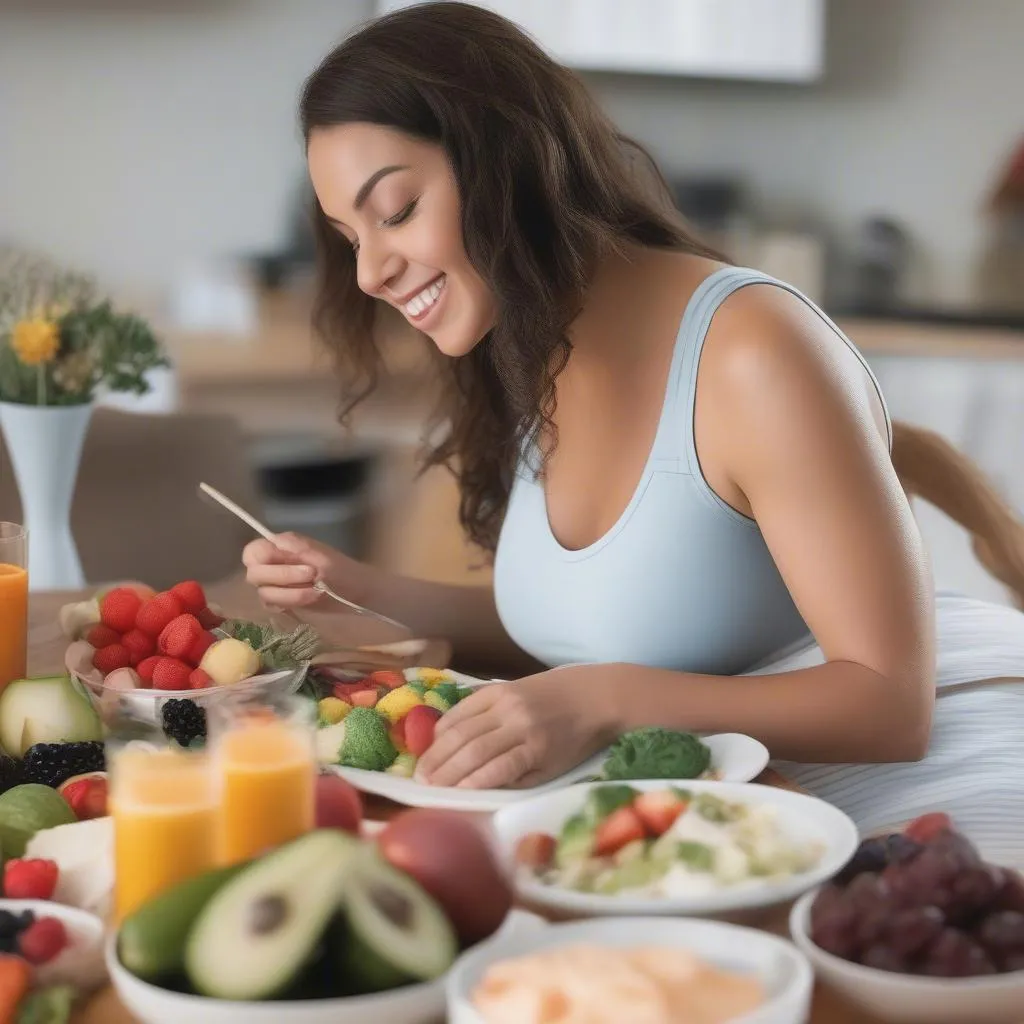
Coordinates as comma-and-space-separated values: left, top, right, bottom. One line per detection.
446, 915, 814, 1024
790, 889, 1024, 1024
492, 779, 859, 918
0, 898, 106, 992
106, 907, 537, 1024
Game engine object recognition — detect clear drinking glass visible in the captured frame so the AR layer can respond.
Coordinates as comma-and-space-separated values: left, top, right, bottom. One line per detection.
0, 523, 28, 690
105, 698, 218, 922
206, 691, 317, 866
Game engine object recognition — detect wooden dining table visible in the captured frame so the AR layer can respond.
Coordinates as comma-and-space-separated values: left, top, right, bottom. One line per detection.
23, 581, 881, 1024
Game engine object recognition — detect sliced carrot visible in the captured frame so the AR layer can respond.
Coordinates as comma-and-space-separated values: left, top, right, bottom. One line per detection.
0, 954, 31, 1023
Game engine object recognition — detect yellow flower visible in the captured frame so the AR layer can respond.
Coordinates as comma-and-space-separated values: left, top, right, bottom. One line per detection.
10, 317, 59, 366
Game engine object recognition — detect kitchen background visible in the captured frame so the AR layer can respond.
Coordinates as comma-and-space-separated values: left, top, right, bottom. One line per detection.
0, 0, 1022, 604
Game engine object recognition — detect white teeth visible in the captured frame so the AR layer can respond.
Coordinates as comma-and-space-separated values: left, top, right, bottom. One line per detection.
403, 277, 445, 317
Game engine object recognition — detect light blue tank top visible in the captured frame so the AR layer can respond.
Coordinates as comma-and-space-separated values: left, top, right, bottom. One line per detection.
493, 267, 892, 674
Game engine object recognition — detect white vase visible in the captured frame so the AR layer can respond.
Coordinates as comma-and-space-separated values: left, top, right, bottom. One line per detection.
0, 401, 93, 591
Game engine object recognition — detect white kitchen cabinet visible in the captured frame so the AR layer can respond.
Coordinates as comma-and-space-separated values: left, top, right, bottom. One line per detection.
376, 0, 826, 82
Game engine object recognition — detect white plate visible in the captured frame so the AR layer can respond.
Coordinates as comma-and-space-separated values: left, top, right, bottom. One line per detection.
108, 909, 540, 1024
447, 914, 814, 1024
331, 732, 770, 812
491, 779, 859, 918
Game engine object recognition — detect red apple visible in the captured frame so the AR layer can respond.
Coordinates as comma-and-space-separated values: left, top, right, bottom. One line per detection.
390, 716, 408, 753
403, 705, 442, 757
376, 809, 512, 947
314, 773, 363, 835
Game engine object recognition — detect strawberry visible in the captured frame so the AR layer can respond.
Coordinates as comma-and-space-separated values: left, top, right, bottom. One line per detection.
93, 643, 132, 675
18, 917, 67, 965
158, 614, 202, 659
85, 624, 120, 649
99, 587, 142, 633
197, 606, 224, 630
634, 790, 689, 837
367, 670, 406, 690
514, 832, 557, 870
169, 580, 206, 614
152, 657, 192, 691
189, 668, 212, 689
135, 655, 160, 685
905, 812, 953, 844
593, 806, 646, 857
121, 628, 156, 665
4, 859, 58, 900
186, 630, 216, 666
135, 593, 183, 637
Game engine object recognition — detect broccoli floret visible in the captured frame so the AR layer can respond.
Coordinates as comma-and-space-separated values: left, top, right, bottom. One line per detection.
602, 728, 711, 781
431, 682, 461, 706
337, 707, 397, 771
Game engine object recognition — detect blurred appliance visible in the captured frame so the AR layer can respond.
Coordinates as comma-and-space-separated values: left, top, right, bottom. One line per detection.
377, 0, 826, 82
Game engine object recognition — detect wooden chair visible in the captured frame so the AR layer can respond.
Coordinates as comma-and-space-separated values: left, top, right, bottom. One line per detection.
0, 409, 264, 590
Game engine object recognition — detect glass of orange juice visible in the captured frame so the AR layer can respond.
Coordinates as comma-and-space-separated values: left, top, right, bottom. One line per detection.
0, 523, 28, 692
207, 692, 317, 866
107, 701, 218, 922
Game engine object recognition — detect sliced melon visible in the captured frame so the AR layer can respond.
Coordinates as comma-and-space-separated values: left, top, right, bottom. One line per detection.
0, 675, 102, 758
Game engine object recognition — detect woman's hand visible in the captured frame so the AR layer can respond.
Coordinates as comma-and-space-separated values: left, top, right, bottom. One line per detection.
242, 532, 370, 610
414, 666, 619, 789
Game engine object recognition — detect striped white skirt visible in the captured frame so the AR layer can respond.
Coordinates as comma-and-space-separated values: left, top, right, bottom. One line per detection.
745, 592, 1024, 869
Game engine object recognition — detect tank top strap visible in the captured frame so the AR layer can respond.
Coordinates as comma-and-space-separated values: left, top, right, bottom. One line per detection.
655, 266, 892, 473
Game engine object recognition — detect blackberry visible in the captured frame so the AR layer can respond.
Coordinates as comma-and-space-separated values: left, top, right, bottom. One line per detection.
0, 755, 24, 795
161, 699, 207, 748
22, 742, 105, 788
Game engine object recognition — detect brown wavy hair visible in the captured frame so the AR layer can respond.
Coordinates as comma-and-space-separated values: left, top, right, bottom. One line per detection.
299, 1, 723, 555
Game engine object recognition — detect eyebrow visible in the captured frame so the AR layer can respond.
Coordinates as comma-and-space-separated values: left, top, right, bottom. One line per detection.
355, 164, 408, 209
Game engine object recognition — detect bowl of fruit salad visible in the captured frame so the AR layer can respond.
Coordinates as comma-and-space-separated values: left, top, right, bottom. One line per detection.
61, 581, 314, 730
108, 799, 520, 1024
790, 812, 1024, 1024
495, 779, 858, 919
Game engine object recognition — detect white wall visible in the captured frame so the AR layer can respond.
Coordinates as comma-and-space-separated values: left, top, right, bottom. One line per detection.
0, 0, 1020, 305
0, 0, 374, 295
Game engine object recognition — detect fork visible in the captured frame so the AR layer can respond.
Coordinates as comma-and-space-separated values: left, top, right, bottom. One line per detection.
198, 481, 413, 635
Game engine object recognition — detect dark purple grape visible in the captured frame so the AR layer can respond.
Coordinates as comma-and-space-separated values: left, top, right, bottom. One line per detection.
930, 829, 983, 870
994, 870, 1024, 914
810, 885, 860, 959
946, 865, 1002, 926
997, 951, 1024, 973
885, 905, 945, 958
835, 838, 889, 885
846, 874, 895, 946
918, 928, 997, 978
976, 911, 1024, 955
885, 833, 923, 866
861, 943, 908, 973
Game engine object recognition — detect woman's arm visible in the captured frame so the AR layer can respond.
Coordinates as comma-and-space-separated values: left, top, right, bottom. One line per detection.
417, 289, 937, 787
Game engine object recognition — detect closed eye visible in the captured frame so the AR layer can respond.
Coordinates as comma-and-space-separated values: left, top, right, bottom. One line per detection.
383, 197, 418, 228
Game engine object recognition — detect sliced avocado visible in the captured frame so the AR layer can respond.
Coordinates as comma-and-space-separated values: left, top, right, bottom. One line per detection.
584, 784, 638, 823
335, 852, 457, 994
185, 829, 360, 1000
554, 812, 594, 868
613, 838, 649, 867
594, 855, 668, 895
118, 863, 246, 981
694, 793, 744, 824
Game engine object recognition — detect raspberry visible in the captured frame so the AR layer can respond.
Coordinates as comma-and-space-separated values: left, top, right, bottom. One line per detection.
93, 644, 132, 675
135, 593, 184, 638
84, 624, 120, 649
197, 606, 224, 630
185, 630, 216, 666
99, 587, 142, 633
169, 580, 206, 614
121, 628, 155, 665
4, 859, 58, 900
158, 614, 203, 659
135, 656, 160, 685
188, 668, 212, 689
152, 657, 192, 691
18, 917, 67, 964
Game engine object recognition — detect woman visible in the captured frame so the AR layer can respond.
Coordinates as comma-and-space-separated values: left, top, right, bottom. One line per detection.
244, 2, 1024, 864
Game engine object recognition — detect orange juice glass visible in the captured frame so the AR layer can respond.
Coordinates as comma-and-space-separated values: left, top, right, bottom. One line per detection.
209, 694, 316, 865
110, 745, 218, 922
0, 524, 28, 691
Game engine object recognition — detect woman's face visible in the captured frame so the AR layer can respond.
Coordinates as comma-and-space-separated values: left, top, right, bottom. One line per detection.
307, 123, 497, 357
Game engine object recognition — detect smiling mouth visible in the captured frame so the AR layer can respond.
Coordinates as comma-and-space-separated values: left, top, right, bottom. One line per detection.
402, 275, 446, 320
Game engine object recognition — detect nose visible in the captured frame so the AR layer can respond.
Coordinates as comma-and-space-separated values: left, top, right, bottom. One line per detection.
355, 234, 403, 298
